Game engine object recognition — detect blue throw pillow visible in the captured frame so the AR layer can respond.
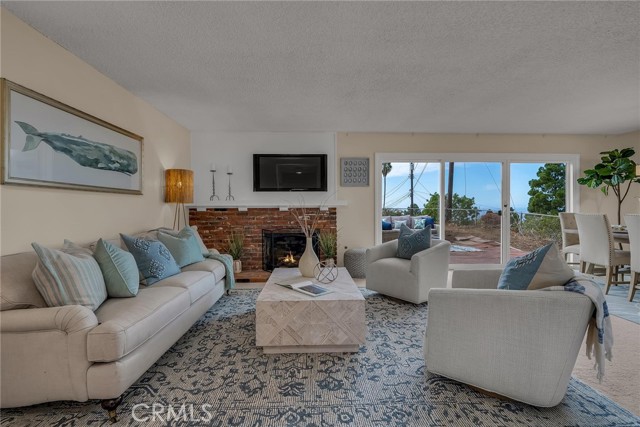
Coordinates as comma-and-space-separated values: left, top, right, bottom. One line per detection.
120, 234, 181, 285
93, 238, 139, 297
382, 220, 393, 231
414, 218, 426, 229
424, 217, 435, 229
497, 243, 575, 290
158, 227, 206, 267
396, 223, 431, 259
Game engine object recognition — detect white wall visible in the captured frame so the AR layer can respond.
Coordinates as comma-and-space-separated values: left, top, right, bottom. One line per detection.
0, 9, 191, 254
191, 132, 337, 206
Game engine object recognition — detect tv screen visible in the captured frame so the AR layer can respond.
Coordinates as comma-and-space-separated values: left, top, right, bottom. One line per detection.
253, 154, 327, 192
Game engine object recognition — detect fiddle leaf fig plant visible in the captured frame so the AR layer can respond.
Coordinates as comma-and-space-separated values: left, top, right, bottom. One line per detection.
577, 147, 639, 224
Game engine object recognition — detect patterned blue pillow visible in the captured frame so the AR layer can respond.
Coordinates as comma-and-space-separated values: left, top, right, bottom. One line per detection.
497, 243, 575, 290
396, 223, 431, 259
120, 234, 181, 285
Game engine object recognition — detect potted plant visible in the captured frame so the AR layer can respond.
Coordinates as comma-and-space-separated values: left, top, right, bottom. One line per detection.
318, 230, 337, 265
577, 148, 640, 224
226, 231, 244, 273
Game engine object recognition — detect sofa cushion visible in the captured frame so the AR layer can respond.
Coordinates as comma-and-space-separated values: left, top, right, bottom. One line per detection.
93, 239, 139, 298
152, 270, 216, 304
88, 286, 190, 362
181, 259, 226, 283
396, 223, 431, 259
158, 227, 205, 267
391, 215, 412, 228
31, 241, 107, 311
0, 252, 47, 311
120, 234, 181, 285
497, 243, 575, 290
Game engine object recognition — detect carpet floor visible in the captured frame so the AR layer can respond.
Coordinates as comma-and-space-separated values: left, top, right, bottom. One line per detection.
2, 289, 639, 426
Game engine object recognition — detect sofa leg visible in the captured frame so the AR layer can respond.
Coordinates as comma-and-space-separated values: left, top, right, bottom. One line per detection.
101, 396, 123, 423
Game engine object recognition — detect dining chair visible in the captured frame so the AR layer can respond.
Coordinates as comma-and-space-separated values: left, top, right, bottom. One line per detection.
624, 214, 639, 301
559, 212, 580, 265
575, 213, 630, 294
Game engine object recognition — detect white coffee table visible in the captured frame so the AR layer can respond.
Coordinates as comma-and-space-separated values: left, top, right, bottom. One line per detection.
256, 267, 366, 354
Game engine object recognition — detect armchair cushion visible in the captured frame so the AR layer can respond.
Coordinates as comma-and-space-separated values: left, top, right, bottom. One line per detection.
497, 243, 574, 290
396, 223, 431, 259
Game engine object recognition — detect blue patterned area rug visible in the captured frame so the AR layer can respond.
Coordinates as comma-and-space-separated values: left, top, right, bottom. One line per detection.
2, 290, 639, 426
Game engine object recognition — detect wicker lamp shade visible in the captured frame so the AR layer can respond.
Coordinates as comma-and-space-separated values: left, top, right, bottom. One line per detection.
165, 169, 194, 203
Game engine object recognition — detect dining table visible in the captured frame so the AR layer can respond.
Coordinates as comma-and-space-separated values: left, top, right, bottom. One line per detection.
565, 228, 629, 244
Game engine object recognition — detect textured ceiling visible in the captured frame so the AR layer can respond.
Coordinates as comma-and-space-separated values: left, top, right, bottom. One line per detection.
4, 1, 640, 134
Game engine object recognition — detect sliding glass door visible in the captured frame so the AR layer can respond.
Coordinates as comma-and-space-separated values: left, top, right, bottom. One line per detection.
375, 153, 579, 267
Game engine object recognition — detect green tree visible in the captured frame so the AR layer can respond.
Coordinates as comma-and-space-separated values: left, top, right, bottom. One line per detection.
382, 163, 392, 209
422, 193, 479, 225
527, 163, 566, 215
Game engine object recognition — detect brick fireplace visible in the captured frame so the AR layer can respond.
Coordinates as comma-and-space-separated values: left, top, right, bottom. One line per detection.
188, 207, 337, 272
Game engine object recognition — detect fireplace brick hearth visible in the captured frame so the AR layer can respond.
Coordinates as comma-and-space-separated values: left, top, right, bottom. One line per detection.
189, 208, 337, 271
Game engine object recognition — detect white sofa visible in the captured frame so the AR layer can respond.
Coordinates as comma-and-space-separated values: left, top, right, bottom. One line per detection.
424, 268, 594, 407
366, 239, 450, 303
0, 230, 227, 422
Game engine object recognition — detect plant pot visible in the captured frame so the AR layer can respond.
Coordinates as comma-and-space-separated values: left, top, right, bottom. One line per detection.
298, 237, 319, 277
233, 259, 242, 273
325, 258, 335, 266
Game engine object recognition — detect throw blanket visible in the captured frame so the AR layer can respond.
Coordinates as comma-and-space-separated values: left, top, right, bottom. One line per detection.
544, 276, 613, 382
207, 252, 236, 291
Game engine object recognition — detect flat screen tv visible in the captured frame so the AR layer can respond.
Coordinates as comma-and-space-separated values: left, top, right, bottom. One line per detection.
253, 154, 327, 192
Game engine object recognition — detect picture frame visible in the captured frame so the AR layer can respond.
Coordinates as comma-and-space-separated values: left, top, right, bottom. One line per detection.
1, 79, 143, 194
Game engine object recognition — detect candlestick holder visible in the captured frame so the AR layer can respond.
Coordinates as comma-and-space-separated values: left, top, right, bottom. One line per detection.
226, 172, 235, 201
209, 168, 219, 201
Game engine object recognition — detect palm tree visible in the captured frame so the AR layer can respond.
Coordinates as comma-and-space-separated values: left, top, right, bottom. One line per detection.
382, 163, 392, 209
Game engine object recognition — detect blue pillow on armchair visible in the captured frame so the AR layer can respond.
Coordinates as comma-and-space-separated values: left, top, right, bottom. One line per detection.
396, 223, 431, 259
497, 243, 575, 290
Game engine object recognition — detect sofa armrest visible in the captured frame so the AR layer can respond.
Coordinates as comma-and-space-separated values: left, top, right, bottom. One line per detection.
0, 306, 98, 407
0, 305, 98, 334
366, 239, 398, 264
450, 268, 502, 289
424, 288, 593, 407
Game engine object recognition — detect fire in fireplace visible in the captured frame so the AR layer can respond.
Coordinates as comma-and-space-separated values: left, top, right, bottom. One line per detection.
262, 229, 319, 271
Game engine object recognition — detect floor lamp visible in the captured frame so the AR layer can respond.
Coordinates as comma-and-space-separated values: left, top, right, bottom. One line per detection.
165, 169, 194, 230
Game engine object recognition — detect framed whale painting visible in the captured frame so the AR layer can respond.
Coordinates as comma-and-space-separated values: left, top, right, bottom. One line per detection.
1, 79, 143, 194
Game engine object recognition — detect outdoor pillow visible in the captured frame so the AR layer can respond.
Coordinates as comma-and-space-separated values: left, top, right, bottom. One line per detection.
158, 227, 206, 267
382, 220, 393, 231
393, 220, 407, 230
414, 218, 426, 229
93, 238, 139, 297
497, 243, 575, 290
31, 240, 107, 311
396, 223, 431, 259
424, 216, 435, 229
120, 234, 181, 285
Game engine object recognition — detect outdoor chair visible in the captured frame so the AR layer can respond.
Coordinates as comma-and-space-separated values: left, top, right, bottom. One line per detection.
575, 213, 630, 294
624, 214, 639, 301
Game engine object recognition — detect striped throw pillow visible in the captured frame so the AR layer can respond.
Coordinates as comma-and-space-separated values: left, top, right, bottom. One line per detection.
31, 240, 108, 311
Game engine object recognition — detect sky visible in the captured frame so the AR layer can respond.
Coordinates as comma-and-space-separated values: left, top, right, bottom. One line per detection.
382, 162, 555, 213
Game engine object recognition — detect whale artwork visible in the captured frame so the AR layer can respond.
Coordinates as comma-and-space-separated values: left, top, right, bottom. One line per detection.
14, 121, 138, 176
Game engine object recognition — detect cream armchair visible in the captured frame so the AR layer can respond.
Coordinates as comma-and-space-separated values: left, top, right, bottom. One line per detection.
424, 269, 594, 407
365, 239, 450, 303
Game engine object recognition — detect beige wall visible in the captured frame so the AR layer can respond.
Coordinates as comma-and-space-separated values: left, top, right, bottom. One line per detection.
336, 131, 640, 261
0, 9, 191, 255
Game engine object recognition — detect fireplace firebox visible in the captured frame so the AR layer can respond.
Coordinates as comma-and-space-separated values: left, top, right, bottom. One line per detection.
262, 229, 319, 272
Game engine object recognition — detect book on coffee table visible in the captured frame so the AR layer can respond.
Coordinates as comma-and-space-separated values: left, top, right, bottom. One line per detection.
274, 277, 332, 297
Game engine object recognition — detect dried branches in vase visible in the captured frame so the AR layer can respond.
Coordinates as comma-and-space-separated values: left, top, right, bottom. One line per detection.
289, 205, 321, 238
